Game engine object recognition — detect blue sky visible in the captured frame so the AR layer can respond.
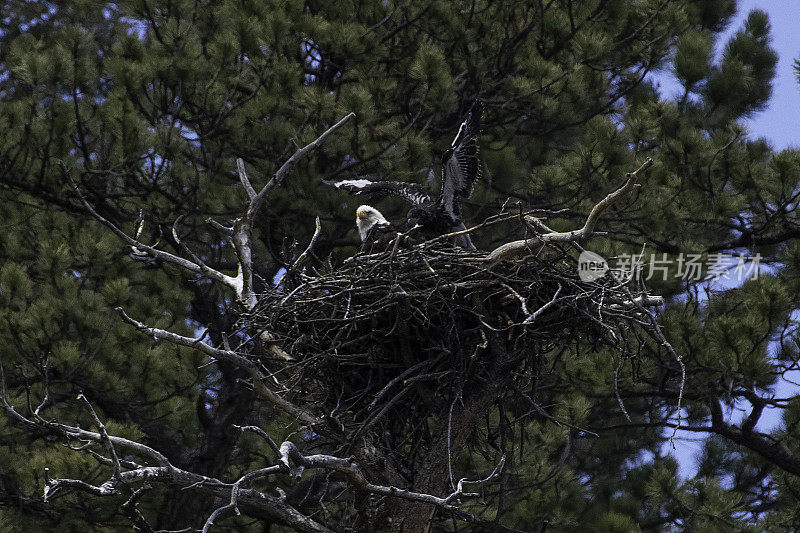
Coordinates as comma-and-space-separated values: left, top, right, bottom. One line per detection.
733, 0, 800, 150
654, 0, 800, 477
655, 1, 799, 151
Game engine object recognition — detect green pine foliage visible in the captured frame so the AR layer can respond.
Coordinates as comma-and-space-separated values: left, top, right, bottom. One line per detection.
1, 0, 800, 530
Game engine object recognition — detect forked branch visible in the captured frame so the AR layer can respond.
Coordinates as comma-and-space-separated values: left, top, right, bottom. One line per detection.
115, 307, 324, 428
232, 113, 354, 309
65, 113, 355, 311
3, 361, 511, 533
63, 164, 240, 293
246, 113, 355, 225
485, 158, 653, 263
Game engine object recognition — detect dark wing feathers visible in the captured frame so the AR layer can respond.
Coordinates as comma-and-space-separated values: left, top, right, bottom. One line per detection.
331, 178, 431, 206
439, 103, 483, 218
328, 104, 483, 222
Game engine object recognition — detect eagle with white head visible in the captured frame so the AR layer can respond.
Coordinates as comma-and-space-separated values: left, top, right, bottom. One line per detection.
356, 204, 396, 252
356, 205, 390, 241
331, 103, 484, 250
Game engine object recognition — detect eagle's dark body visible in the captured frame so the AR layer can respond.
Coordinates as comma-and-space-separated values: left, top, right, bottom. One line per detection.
360, 220, 397, 254
406, 201, 471, 248
333, 104, 484, 251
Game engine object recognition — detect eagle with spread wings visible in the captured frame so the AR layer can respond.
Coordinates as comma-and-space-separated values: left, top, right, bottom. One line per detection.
333, 103, 484, 251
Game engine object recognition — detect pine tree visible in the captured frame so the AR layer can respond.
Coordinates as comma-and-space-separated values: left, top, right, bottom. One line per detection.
1, 0, 799, 531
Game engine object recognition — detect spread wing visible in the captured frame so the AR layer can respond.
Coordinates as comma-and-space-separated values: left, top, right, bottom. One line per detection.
330, 178, 431, 206
439, 103, 483, 218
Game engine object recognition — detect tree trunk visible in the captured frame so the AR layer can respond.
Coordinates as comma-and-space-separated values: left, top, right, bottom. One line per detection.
390, 332, 509, 531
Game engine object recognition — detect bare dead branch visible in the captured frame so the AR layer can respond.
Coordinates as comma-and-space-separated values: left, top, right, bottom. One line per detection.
3, 380, 332, 532
484, 158, 654, 263
206, 217, 234, 235
63, 163, 240, 294
292, 216, 323, 272
237, 157, 257, 200
116, 307, 257, 371
247, 113, 355, 226
202, 466, 282, 533
115, 307, 324, 428
448, 455, 506, 503
171, 215, 229, 283
608, 294, 664, 309
120, 483, 155, 533
77, 393, 122, 480
523, 284, 563, 324
277, 441, 508, 523
276, 217, 323, 287
234, 424, 282, 459
229, 114, 354, 309
2, 353, 171, 467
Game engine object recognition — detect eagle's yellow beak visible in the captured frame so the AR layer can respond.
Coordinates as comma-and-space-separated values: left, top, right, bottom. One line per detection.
357, 208, 369, 220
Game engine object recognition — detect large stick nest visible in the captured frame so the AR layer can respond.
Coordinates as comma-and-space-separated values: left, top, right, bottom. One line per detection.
243, 219, 659, 446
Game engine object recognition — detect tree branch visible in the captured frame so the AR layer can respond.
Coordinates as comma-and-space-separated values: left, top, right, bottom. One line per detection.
64, 163, 240, 293
247, 113, 355, 226
237, 157, 257, 200
278, 441, 507, 518
291, 216, 323, 273
115, 307, 325, 428
709, 398, 800, 477
484, 158, 653, 263
2, 370, 332, 532
77, 393, 122, 480
232, 113, 354, 309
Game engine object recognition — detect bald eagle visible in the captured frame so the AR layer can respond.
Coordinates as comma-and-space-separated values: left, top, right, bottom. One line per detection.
355, 204, 398, 253
333, 104, 483, 250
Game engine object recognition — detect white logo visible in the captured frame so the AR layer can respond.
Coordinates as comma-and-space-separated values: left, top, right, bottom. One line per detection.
578, 250, 609, 282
